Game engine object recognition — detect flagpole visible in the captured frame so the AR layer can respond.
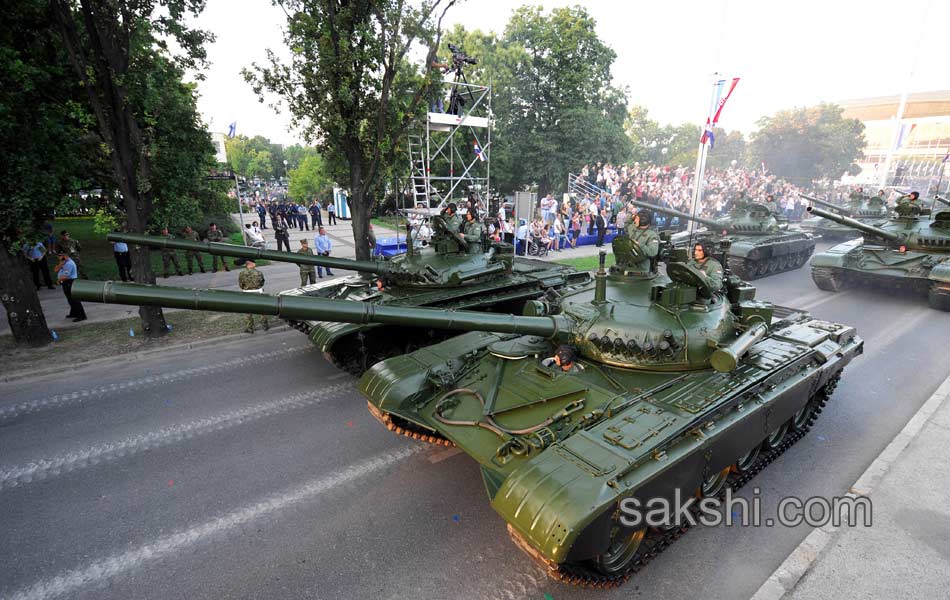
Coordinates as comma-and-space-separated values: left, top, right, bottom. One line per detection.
688, 75, 722, 246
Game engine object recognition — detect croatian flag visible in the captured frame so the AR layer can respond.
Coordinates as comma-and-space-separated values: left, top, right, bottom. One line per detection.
227, 121, 237, 138
473, 141, 485, 162
701, 120, 716, 149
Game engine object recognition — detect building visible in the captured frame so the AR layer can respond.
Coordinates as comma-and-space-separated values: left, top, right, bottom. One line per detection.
839, 90, 950, 194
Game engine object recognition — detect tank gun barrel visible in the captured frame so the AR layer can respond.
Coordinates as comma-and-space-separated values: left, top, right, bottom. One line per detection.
710, 322, 768, 373
109, 232, 393, 275
800, 194, 850, 214
805, 206, 901, 242
71, 281, 568, 339
627, 199, 721, 230
934, 195, 950, 208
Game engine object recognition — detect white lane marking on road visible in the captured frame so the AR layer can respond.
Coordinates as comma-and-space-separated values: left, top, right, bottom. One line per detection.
0, 383, 350, 490
428, 447, 462, 464
797, 290, 850, 312
861, 306, 930, 352
5, 444, 425, 600
0, 346, 313, 421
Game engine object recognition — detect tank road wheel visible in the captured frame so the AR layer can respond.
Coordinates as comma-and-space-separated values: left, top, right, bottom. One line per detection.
753, 261, 768, 278
927, 283, 950, 312
791, 404, 816, 432
763, 422, 790, 450
778, 255, 789, 271
811, 266, 845, 292
734, 446, 761, 473
590, 526, 647, 576
699, 466, 731, 498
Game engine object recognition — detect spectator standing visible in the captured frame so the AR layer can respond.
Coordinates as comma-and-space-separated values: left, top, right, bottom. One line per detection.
314, 227, 334, 277
256, 202, 267, 229
25, 241, 54, 290
112, 238, 132, 281
595, 210, 607, 247
309, 200, 323, 229
59, 230, 85, 278
56, 251, 86, 321
326, 201, 337, 225
273, 216, 291, 252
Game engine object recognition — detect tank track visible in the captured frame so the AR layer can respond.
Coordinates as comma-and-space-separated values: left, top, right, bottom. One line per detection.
367, 401, 455, 447
811, 267, 846, 292
518, 374, 840, 588
731, 248, 813, 280
928, 283, 950, 312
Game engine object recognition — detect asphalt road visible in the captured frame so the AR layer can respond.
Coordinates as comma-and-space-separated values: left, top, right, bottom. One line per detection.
2, 240, 949, 600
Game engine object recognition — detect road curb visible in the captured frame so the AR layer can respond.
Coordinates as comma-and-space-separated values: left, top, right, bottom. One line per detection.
1, 325, 295, 384
749, 373, 950, 600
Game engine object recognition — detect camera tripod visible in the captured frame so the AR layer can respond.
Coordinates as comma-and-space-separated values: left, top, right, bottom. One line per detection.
446, 64, 477, 116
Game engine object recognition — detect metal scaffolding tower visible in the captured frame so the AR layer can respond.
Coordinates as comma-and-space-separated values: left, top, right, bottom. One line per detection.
408, 78, 492, 210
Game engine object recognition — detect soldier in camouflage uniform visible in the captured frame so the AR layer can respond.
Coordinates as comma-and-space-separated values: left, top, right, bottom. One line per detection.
688, 241, 724, 296
159, 227, 184, 278
238, 259, 269, 333
297, 239, 317, 286
621, 209, 659, 273
204, 222, 230, 272
461, 210, 483, 254
181, 226, 206, 275
59, 230, 85, 278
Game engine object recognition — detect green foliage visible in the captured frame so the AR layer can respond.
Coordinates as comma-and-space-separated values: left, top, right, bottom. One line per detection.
0, 0, 102, 247
245, 0, 453, 260
748, 103, 866, 183
92, 209, 120, 236
496, 6, 630, 195
288, 153, 332, 202
705, 128, 747, 170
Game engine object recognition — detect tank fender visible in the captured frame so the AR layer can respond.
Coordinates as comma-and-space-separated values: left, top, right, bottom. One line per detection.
809, 238, 863, 268
927, 259, 950, 283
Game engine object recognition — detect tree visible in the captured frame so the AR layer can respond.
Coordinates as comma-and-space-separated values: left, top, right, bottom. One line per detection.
288, 153, 332, 202
246, 0, 456, 260
0, 0, 100, 346
501, 6, 630, 197
625, 106, 663, 164
705, 128, 747, 170
748, 103, 865, 184
50, 0, 214, 337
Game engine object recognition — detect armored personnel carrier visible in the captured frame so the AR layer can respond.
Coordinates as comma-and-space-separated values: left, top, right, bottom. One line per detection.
110, 227, 589, 374
73, 234, 862, 585
807, 196, 950, 311
628, 198, 815, 280
799, 194, 889, 240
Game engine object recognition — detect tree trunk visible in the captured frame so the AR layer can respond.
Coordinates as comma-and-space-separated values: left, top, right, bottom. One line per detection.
349, 187, 372, 261
0, 245, 52, 347
538, 176, 551, 204
126, 211, 168, 336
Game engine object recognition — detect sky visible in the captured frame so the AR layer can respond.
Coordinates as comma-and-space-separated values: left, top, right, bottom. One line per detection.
191, 0, 949, 147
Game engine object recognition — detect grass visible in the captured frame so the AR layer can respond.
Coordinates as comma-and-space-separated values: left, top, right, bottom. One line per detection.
554, 253, 617, 271
0, 310, 257, 376
370, 216, 404, 232
54, 217, 267, 280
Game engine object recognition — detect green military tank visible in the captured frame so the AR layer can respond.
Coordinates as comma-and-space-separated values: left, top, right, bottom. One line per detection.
628, 198, 816, 280
110, 225, 589, 375
72, 234, 862, 586
807, 195, 950, 311
799, 193, 889, 240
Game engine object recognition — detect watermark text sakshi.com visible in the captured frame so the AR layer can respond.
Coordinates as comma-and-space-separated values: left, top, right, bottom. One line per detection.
619, 487, 872, 528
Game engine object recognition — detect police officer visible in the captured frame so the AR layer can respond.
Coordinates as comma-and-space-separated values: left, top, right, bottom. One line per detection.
204, 222, 230, 272
238, 259, 269, 333
159, 227, 184, 278
623, 209, 659, 272
297, 239, 317, 286
688, 241, 724, 294
56, 250, 86, 321
462, 210, 483, 254
181, 226, 206, 275
59, 230, 85, 278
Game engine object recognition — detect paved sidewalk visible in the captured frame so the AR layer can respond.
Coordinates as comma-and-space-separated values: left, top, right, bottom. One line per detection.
752, 375, 950, 599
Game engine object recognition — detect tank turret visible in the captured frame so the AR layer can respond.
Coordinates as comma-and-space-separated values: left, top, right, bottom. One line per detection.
627, 199, 816, 280
805, 206, 902, 242
800, 194, 851, 215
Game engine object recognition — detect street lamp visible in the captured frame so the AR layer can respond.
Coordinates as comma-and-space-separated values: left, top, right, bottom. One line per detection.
283, 159, 289, 180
